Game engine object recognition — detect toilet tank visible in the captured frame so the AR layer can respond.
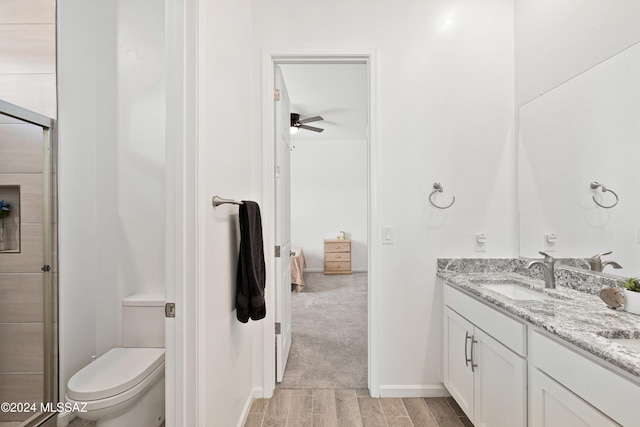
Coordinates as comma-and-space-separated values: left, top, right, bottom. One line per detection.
122, 293, 165, 348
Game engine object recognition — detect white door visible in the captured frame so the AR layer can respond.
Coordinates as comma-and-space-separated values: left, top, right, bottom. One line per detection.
274, 66, 292, 382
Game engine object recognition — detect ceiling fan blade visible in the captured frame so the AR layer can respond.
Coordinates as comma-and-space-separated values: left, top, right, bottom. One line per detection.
299, 124, 324, 133
297, 115, 324, 124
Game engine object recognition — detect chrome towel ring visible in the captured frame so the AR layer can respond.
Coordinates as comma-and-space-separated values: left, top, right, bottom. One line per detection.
590, 182, 619, 209
429, 182, 456, 209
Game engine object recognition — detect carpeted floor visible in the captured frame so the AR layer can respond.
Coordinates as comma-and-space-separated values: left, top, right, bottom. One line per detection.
278, 272, 368, 389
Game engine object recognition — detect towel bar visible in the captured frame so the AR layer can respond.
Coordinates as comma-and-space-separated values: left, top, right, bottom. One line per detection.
212, 196, 243, 207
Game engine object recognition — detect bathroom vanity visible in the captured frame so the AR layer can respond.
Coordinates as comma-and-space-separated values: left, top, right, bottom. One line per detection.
439, 259, 640, 427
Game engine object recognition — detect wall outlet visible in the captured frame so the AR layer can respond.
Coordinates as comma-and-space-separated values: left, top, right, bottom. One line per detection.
475, 233, 487, 252
544, 233, 557, 252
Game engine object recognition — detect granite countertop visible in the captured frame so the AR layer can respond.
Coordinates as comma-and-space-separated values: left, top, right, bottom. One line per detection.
438, 263, 640, 380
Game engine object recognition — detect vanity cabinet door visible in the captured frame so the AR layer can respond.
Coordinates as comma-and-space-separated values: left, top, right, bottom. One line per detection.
473, 328, 526, 427
444, 307, 526, 427
443, 307, 474, 420
530, 368, 618, 427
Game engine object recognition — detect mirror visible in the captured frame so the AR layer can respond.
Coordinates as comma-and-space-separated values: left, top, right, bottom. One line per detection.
519, 42, 640, 277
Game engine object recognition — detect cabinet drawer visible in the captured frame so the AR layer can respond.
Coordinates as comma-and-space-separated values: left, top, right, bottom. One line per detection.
325, 261, 351, 272
325, 252, 351, 262
325, 242, 350, 252
444, 284, 526, 356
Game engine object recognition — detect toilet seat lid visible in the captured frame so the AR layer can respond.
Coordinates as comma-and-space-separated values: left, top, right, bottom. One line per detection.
67, 348, 165, 401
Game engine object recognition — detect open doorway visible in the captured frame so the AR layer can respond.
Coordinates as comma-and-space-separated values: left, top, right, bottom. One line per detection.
278, 62, 369, 388
261, 50, 380, 398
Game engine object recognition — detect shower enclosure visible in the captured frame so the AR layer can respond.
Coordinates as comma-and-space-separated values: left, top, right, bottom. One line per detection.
0, 99, 57, 427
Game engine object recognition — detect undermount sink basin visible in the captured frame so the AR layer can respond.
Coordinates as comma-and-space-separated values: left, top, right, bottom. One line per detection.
467, 278, 555, 301
480, 283, 554, 301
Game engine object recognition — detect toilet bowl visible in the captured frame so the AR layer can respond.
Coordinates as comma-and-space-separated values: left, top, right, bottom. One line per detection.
65, 294, 165, 427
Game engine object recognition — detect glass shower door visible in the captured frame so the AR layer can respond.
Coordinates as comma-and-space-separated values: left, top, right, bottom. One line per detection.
0, 99, 57, 427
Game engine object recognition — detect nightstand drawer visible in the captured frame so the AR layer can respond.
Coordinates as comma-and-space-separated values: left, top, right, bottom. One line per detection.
325, 252, 351, 262
325, 261, 351, 272
325, 242, 351, 252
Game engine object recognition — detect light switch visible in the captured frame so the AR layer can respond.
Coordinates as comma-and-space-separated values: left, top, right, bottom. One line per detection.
382, 226, 393, 244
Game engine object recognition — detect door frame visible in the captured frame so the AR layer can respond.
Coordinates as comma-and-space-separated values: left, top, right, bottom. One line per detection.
164, 0, 199, 425
259, 48, 381, 397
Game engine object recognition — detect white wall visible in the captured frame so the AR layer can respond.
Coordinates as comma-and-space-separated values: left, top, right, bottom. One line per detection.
57, 0, 165, 402
253, 0, 515, 395
290, 139, 368, 271
197, 0, 256, 425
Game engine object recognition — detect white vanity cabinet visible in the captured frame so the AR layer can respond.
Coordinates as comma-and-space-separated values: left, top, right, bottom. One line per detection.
529, 330, 637, 427
530, 368, 617, 427
443, 284, 527, 427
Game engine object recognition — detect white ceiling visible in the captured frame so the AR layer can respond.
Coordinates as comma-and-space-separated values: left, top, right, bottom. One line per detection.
280, 63, 368, 141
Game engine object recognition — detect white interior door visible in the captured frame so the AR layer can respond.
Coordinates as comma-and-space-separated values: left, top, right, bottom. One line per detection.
274, 66, 292, 382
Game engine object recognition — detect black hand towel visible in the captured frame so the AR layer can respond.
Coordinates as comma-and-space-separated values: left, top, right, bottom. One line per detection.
236, 201, 266, 323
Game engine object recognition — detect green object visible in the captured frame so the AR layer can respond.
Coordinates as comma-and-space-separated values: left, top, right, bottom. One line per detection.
621, 277, 640, 293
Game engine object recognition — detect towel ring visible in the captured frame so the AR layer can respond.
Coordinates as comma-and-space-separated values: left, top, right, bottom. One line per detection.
429, 182, 456, 209
590, 182, 619, 209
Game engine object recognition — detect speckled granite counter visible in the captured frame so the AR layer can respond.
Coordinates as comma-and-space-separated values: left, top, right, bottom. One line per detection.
437, 258, 640, 380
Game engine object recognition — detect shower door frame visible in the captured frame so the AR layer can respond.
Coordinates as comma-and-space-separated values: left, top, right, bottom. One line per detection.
0, 99, 57, 426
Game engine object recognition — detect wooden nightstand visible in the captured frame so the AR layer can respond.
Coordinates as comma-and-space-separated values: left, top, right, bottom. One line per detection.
324, 239, 352, 275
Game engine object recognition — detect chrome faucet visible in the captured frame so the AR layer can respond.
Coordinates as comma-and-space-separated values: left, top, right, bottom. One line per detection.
588, 251, 622, 272
526, 251, 556, 289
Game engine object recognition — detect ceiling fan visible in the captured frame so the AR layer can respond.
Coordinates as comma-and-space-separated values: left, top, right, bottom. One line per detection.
290, 113, 324, 134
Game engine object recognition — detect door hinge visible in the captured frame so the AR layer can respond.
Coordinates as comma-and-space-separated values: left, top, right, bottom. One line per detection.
275, 322, 281, 335
274, 89, 280, 101
41, 265, 51, 272
165, 302, 176, 318
275, 245, 281, 258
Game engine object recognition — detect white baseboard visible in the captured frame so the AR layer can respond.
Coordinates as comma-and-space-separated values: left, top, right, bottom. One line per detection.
237, 388, 255, 427
378, 384, 450, 398
253, 386, 265, 398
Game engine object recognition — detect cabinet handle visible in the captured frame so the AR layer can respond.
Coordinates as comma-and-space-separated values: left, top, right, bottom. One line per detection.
464, 332, 472, 367
470, 336, 478, 372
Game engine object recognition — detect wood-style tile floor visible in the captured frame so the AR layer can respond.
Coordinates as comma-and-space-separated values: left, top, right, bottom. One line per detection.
244, 389, 473, 427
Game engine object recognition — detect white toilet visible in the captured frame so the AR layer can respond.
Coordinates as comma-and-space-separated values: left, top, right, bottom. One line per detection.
66, 293, 166, 427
